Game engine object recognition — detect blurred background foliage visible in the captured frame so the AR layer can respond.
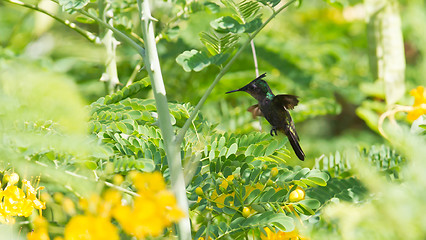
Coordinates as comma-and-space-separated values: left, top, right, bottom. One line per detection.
0, 0, 425, 239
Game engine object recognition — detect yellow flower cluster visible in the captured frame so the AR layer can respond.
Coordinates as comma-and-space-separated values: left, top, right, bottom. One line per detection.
62, 172, 184, 240
261, 227, 309, 240
0, 173, 46, 224
407, 86, 426, 121
27, 172, 183, 240
113, 171, 185, 238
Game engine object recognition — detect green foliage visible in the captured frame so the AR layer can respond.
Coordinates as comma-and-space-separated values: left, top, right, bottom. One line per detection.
307, 177, 366, 204
314, 145, 405, 180
189, 158, 329, 239
103, 78, 151, 105
0, 62, 102, 197
361, 145, 405, 181
176, 0, 265, 72
313, 131, 426, 240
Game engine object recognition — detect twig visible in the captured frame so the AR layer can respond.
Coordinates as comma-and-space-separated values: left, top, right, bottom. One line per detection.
2, 0, 98, 43
126, 59, 144, 87
378, 105, 414, 140
250, 40, 259, 77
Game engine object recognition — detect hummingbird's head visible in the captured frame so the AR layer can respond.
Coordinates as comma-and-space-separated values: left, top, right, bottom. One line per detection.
226, 73, 272, 101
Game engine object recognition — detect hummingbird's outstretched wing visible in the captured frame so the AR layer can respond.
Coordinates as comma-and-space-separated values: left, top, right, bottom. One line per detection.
273, 94, 299, 110
247, 104, 263, 119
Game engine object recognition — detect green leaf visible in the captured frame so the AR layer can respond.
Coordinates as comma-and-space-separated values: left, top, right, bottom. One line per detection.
127, 110, 142, 120
294, 199, 320, 215
75, 15, 95, 24
259, 188, 275, 202
269, 189, 287, 202
134, 158, 155, 172
258, 0, 281, 7
211, 16, 245, 33
176, 50, 211, 72
226, 143, 238, 158
199, 32, 240, 55
264, 140, 278, 156
210, 53, 230, 66
84, 161, 97, 170
230, 217, 245, 229
58, 0, 89, 13
255, 212, 295, 231
244, 18, 262, 33
238, 0, 261, 21
299, 199, 320, 210
324, 0, 343, 8
204, 2, 221, 13
245, 188, 261, 204
306, 176, 327, 186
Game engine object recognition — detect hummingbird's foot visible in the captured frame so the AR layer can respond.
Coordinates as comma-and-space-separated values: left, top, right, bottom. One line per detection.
270, 128, 278, 136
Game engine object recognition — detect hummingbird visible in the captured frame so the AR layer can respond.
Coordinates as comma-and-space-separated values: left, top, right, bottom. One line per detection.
226, 73, 305, 160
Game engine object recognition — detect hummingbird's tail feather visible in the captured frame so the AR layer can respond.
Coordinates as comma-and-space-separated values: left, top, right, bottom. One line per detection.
280, 128, 305, 161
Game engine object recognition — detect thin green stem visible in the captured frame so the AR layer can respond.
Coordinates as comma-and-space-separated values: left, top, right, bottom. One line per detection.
137, 0, 191, 239
2, 0, 97, 43
250, 40, 259, 77
175, 0, 297, 145
125, 59, 144, 87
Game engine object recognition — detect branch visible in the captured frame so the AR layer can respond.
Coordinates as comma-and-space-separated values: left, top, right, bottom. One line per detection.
137, 0, 191, 239
250, 40, 259, 77
175, 0, 297, 145
378, 105, 415, 140
2, 0, 97, 43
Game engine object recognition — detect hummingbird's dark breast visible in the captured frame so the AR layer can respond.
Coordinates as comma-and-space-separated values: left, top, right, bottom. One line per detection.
259, 98, 289, 130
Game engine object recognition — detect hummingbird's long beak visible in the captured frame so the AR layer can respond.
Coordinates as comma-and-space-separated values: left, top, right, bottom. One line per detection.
225, 88, 242, 94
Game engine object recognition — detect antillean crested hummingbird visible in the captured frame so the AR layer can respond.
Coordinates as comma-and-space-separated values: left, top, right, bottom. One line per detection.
226, 73, 305, 160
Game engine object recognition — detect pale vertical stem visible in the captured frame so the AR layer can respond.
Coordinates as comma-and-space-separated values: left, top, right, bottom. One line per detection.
103, 21, 120, 94
137, 0, 191, 239
365, 0, 405, 106
250, 39, 262, 130
250, 39, 259, 77
99, 0, 120, 94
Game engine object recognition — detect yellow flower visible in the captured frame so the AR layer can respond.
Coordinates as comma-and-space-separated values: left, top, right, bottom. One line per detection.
0, 174, 45, 224
133, 171, 166, 193
407, 86, 426, 121
289, 187, 305, 202
261, 227, 308, 240
112, 172, 184, 239
22, 180, 46, 211
27, 228, 50, 240
2, 186, 35, 217
9, 173, 20, 185
64, 215, 119, 240
219, 175, 235, 190
27, 216, 50, 240
62, 197, 76, 216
